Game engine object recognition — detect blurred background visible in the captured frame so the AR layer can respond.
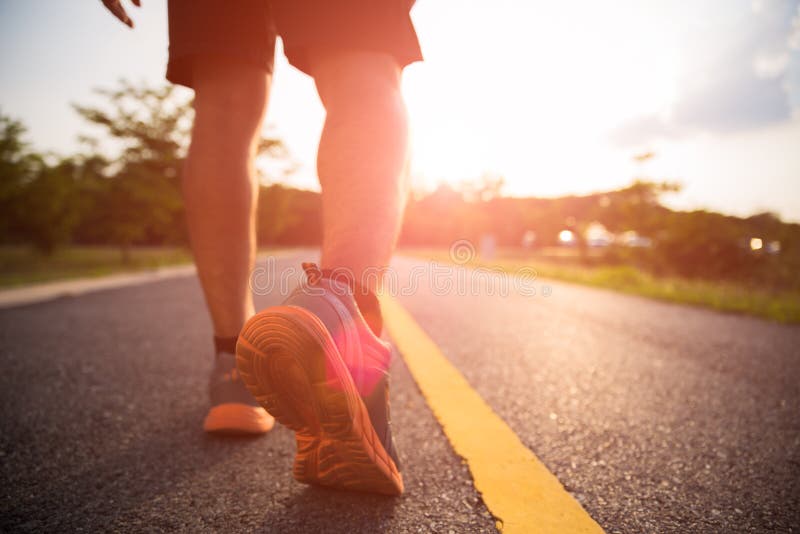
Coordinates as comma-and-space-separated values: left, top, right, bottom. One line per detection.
1, 0, 799, 320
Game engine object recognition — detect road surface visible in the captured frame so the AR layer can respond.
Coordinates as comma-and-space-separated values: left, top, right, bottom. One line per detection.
1, 252, 798, 532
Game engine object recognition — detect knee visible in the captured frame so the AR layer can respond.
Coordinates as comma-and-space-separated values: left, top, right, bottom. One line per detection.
190, 58, 269, 150
309, 50, 404, 116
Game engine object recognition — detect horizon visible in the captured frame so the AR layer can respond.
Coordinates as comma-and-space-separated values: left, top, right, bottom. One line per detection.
245, 178, 799, 224
1, 0, 799, 222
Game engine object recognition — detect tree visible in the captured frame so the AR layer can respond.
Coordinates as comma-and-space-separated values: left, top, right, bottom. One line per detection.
72, 80, 289, 259
0, 113, 36, 242
72, 82, 190, 258
0, 113, 85, 253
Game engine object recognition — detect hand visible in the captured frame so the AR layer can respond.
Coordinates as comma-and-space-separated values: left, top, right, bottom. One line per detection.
101, 0, 141, 28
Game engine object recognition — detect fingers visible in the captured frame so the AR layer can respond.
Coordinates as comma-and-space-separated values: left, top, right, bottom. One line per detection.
102, 0, 134, 28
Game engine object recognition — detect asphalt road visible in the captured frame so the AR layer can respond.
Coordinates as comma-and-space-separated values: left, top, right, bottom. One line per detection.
1, 252, 799, 532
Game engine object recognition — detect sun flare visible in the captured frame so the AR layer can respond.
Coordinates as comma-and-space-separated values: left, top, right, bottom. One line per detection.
402, 0, 680, 196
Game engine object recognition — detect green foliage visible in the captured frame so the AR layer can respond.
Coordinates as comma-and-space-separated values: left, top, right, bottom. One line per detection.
0, 114, 37, 242
71, 83, 191, 256
2, 83, 799, 295
257, 184, 321, 245
412, 250, 800, 324
0, 245, 193, 288
398, 180, 800, 291
0, 115, 85, 253
0, 81, 298, 258
17, 160, 86, 254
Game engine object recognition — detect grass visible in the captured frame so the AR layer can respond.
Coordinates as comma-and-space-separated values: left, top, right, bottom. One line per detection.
4, 244, 798, 324
403, 248, 800, 324
0, 245, 194, 288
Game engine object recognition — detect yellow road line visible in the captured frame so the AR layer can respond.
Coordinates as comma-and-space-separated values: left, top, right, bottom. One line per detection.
381, 296, 604, 534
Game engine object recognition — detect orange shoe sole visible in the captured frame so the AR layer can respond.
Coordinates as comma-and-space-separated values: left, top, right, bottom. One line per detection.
236, 305, 403, 495
203, 403, 275, 435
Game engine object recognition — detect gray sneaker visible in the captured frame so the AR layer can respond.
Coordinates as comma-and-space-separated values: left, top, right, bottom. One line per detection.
236, 263, 403, 495
203, 351, 275, 435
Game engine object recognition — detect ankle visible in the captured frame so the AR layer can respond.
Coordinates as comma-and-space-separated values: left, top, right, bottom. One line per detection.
305, 263, 384, 336
353, 289, 383, 337
213, 335, 238, 355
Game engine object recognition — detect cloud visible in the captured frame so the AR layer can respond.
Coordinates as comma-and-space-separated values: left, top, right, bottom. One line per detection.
611, 0, 800, 146
608, 114, 686, 146
674, 66, 791, 131
754, 52, 790, 78
789, 3, 800, 49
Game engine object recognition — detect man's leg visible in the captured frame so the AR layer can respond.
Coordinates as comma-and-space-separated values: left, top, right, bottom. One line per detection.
183, 58, 275, 435
235, 48, 410, 493
183, 58, 269, 339
310, 50, 409, 296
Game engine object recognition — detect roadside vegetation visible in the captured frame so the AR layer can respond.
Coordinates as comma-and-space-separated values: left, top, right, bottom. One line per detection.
1, 79, 798, 323
0, 245, 192, 288
409, 248, 800, 324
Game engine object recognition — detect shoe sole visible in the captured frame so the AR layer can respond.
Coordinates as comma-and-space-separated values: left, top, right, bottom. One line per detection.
203, 403, 275, 435
236, 305, 403, 495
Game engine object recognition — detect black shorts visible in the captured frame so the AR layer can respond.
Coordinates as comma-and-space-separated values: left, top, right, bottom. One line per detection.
166, 0, 423, 88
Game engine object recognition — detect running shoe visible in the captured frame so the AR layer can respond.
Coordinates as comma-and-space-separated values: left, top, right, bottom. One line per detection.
236, 263, 402, 495
203, 350, 276, 435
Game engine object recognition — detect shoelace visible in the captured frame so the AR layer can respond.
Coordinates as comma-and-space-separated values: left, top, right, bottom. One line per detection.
301, 262, 323, 284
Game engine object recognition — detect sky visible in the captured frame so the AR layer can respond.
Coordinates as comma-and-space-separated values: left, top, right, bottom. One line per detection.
1, 0, 799, 221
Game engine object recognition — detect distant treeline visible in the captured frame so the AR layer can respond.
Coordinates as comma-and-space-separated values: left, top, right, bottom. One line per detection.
1, 81, 798, 290
402, 181, 800, 289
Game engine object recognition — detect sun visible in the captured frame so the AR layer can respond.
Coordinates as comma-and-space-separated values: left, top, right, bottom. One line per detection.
402, 0, 680, 196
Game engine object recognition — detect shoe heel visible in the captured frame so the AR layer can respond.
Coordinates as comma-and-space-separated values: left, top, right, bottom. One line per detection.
236, 307, 326, 434
236, 306, 403, 495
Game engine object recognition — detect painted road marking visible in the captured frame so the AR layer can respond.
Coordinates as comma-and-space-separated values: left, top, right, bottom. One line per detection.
381, 296, 604, 534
